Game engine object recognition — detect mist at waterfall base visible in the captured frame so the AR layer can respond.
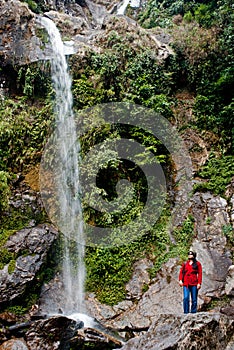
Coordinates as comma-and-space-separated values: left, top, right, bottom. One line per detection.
38, 16, 94, 328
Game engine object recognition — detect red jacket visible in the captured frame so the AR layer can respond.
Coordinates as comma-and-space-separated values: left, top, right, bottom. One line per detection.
179, 260, 202, 286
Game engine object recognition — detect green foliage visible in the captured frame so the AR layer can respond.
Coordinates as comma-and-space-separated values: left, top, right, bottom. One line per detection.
202, 295, 232, 312
21, 0, 38, 13
0, 248, 15, 270
6, 305, 28, 316
139, 0, 218, 29
172, 215, 195, 258
2, 0, 233, 312
71, 48, 175, 118
166, 1, 234, 148
72, 74, 114, 109
193, 155, 234, 196
84, 210, 170, 305
183, 11, 193, 23
222, 224, 234, 246
17, 63, 51, 98
194, 4, 215, 28
8, 259, 16, 274
0, 97, 52, 171
77, 104, 169, 243
85, 210, 195, 304
0, 171, 10, 213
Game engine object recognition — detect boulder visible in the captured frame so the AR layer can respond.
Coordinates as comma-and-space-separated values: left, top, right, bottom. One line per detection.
86, 258, 185, 332
0, 339, 29, 350
0, 224, 58, 305
119, 312, 234, 350
0, 0, 36, 65
24, 314, 123, 350
25, 316, 77, 350
70, 327, 124, 349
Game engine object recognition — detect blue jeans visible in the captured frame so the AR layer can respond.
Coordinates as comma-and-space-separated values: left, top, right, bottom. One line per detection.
183, 286, 198, 313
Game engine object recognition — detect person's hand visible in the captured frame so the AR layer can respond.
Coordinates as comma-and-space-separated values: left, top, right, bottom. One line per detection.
179, 280, 183, 287
197, 284, 201, 290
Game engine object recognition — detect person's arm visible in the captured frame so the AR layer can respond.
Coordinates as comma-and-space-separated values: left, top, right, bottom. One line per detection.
179, 263, 184, 286
197, 261, 202, 289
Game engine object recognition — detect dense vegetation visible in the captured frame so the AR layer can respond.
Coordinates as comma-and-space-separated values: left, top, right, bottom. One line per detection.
0, 0, 233, 307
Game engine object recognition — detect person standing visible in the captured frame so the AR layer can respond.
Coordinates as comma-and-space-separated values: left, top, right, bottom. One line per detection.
179, 251, 202, 314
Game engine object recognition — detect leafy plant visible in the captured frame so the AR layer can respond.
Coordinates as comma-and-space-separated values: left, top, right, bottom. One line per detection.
6, 305, 28, 316
0, 248, 15, 270
222, 224, 234, 245
8, 259, 16, 274
193, 155, 234, 196
0, 97, 52, 171
0, 171, 10, 213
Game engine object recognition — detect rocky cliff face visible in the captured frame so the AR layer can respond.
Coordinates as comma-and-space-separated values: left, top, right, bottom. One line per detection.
0, 0, 170, 67
0, 1, 233, 349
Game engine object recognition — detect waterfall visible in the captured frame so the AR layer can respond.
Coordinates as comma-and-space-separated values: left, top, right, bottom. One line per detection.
117, 0, 141, 15
117, 0, 130, 14
38, 17, 86, 315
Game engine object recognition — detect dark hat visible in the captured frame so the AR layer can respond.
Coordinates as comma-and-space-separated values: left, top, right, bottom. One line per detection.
188, 251, 196, 258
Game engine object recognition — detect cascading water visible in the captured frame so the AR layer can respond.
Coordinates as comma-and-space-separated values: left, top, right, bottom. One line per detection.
38, 16, 86, 317
117, 0, 141, 15
117, 0, 130, 14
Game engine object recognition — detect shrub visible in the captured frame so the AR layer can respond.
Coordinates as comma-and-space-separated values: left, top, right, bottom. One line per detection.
193, 155, 234, 196
0, 98, 52, 171
0, 171, 10, 213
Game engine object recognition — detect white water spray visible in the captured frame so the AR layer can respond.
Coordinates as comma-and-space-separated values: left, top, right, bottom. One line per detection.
117, 0, 130, 14
117, 0, 140, 15
38, 16, 86, 315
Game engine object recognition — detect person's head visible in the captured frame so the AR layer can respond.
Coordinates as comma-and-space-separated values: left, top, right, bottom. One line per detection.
188, 251, 196, 260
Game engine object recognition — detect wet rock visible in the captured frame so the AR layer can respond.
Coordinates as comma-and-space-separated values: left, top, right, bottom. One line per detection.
120, 312, 234, 350
230, 194, 234, 224
25, 316, 77, 350
43, 0, 119, 13
0, 329, 8, 346
70, 327, 124, 349
85, 293, 117, 323
0, 224, 58, 305
8, 321, 33, 337
43, 10, 90, 37
0, 339, 29, 350
5, 224, 57, 256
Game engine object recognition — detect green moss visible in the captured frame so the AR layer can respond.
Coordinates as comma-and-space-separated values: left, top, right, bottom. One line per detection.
8, 259, 16, 274
202, 295, 232, 311
0, 248, 15, 269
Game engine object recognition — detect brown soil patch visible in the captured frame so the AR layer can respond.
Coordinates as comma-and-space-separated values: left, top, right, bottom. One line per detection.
24, 164, 40, 192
